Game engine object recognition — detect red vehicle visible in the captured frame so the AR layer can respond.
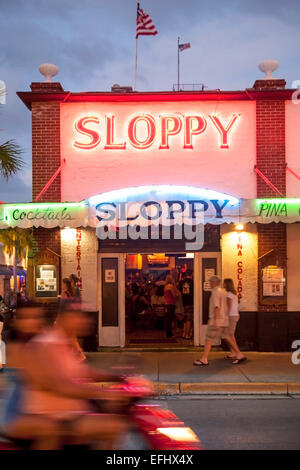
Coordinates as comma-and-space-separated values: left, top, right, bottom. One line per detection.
0, 376, 203, 450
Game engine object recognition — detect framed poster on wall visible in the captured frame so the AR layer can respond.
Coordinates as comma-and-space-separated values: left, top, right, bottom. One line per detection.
35, 264, 58, 298
262, 266, 285, 298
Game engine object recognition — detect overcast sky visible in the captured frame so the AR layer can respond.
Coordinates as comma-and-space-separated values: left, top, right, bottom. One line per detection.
1, 0, 300, 202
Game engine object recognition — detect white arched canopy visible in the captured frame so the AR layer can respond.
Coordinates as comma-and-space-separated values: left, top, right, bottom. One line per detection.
0, 185, 299, 229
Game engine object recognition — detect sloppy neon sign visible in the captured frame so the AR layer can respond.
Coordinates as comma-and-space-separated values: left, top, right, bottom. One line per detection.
73, 113, 240, 151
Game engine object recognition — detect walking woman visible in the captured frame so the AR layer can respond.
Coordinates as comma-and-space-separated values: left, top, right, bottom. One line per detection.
61, 278, 73, 299
164, 275, 180, 338
223, 278, 246, 364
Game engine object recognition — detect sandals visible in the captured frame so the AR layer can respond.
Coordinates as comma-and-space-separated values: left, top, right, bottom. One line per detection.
232, 357, 247, 365
225, 355, 237, 360
193, 359, 209, 366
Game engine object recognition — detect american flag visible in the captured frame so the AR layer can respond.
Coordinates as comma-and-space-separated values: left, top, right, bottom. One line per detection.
136, 3, 158, 38
179, 42, 191, 52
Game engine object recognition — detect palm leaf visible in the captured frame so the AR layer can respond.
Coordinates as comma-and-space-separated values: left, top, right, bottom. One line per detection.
0, 228, 33, 259
0, 140, 24, 179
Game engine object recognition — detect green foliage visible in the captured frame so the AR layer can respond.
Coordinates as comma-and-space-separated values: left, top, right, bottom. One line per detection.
0, 140, 24, 179
28, 235, 39, 258
0, 228, 34, 260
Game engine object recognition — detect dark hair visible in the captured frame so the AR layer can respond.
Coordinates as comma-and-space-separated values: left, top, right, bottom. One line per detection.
70, 274, 79, 283
63, 278, 72, 292
156, 285, 164, 297
131, 283, 139, 296
10, 299, 46, 343
223, 278, 237, 295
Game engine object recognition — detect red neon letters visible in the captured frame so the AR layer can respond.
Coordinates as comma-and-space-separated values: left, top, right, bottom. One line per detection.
73, 113, 239, 150
159, 115, 182, 149
209, 114, 239, 149
184, 116, 207, 149
73, 116, 101, 150
128, 114, 156, 149
104, 116, 126, 150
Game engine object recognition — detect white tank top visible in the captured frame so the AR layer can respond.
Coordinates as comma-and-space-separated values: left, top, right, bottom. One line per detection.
226, 292, 239, 316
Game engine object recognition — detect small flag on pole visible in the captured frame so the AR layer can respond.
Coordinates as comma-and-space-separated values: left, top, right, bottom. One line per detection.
136, 3, 158, 38
179, 42, 191, 52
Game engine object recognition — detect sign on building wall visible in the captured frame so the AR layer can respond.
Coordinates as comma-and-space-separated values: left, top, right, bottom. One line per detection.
1, 197, 300, 230
221, 224, 258, 311
60, 101, 256, 201
262, 266, 285, 297
0, 202, 88, 229
35, 264, 58, 298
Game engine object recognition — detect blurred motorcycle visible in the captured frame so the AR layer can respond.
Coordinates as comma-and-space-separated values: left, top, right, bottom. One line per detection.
0, 375, 203, 450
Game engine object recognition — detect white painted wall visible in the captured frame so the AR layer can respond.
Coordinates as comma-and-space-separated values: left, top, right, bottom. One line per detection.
221, 224, 258, 311
61, 227, 98, 310
287, 224, 300, 311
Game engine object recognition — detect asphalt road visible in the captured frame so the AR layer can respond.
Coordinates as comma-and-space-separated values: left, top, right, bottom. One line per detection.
1, 396, 299, 450
162, 396, 300, 450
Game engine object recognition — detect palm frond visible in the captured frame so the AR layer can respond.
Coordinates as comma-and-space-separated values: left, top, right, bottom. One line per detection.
0, 228, 33, 259
0, 140, 24, 179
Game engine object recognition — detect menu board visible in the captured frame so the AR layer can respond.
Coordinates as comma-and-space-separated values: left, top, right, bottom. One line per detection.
262, 266, 284, 297
35, 264, 58, 298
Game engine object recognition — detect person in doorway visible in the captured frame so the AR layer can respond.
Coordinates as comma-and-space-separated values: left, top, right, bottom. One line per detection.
164, 275, 180, 338
69, 274, 81, 301
61, 278, 73, 299
223, 278, 246, 364
179, 271, 194, 340
151, 285, 166, 331
0, 294, 7, 313
20, 284, 27, 300
193, 276, 241, 366
151, 285, 165, 306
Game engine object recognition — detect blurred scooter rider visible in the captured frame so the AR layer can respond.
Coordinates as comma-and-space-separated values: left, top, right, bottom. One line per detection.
0, 300, 63, 449
19, 300, 128, 449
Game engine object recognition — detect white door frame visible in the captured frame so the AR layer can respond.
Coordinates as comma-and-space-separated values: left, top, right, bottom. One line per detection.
194, 252, 222, 346
98, 253, 126, 347
98, 251, 221, 348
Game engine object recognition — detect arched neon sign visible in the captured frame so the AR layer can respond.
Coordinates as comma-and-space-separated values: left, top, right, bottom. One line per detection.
88, 185, 239, 206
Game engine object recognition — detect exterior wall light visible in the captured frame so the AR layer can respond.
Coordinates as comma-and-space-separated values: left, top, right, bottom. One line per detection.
61, 227, 76, 242
235, 224, 244, 231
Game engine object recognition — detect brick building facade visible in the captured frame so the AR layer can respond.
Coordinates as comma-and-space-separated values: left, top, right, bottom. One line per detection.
16, 76, 300, 351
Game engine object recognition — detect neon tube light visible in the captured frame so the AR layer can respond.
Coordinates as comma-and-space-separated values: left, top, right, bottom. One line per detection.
88, 185, 239, 206
3, 201, 86, 224
256, 198, 300, 205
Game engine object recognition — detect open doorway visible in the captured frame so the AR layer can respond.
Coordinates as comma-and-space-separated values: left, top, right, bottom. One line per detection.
125, 253, 194, 346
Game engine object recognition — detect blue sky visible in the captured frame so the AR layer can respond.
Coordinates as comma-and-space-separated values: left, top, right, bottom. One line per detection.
1, 0, 300, 202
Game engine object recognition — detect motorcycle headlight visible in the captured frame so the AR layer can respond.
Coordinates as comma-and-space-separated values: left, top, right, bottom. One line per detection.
156, 427, 199, 442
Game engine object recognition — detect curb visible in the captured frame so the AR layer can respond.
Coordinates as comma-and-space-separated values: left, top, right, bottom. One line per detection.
154, 382, 300, 396
1, 379, 299, 397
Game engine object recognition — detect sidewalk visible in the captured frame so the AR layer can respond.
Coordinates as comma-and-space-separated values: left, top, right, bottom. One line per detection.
87, 351, 300, 396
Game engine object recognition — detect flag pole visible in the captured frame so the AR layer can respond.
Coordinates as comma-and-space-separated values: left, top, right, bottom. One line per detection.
177, 36, 180, 91
134, 2, 140, 91
135, 37, 138, 91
